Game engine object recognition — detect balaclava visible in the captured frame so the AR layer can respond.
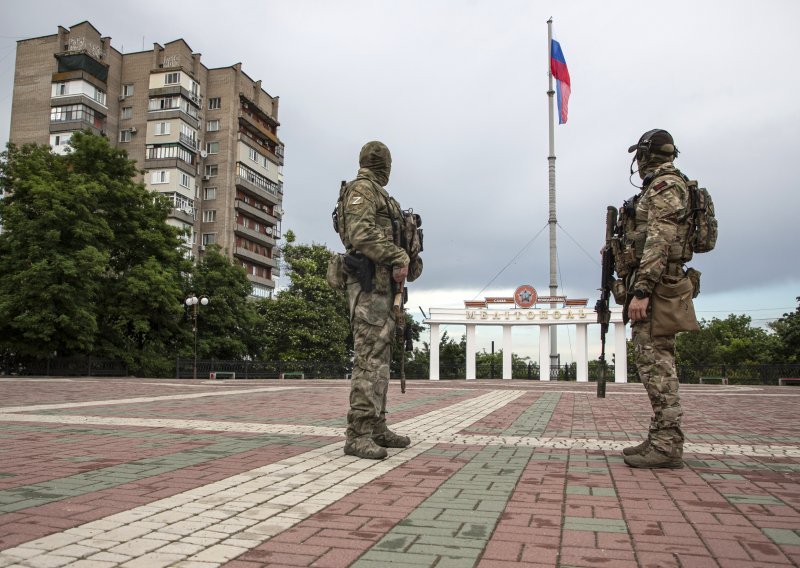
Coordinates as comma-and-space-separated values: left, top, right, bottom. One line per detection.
359, 141, 392, 186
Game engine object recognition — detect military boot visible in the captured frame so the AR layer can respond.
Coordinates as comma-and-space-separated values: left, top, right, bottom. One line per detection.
622, 439, 650, 456
623, 445, 683, 469
344, 437, 388, 460
373, 429, 411, 448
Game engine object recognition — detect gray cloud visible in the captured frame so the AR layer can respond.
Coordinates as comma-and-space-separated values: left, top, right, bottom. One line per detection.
2, 0, 799, 313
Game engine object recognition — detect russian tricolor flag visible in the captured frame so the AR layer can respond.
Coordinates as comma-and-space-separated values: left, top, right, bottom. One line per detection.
550, 39, 571, 124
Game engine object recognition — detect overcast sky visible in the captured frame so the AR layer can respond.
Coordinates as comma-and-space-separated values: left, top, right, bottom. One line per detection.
2, 1, 799, 360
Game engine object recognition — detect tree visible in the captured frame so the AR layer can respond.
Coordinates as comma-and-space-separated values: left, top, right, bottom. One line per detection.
254, 231, 351, 362
67, 132, 189, 373
676, 314, 779, 366
769, 297, 800, 363
0, 141, 111, 356
188, 245, 259, 360
0, 133, 192, 373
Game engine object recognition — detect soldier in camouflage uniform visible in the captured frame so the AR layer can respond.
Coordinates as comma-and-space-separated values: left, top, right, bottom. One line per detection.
340, 141, 411, 460
619, 129, 694, 469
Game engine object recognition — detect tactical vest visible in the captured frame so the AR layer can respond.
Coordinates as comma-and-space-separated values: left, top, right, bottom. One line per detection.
332, 176, 422, 264
614, 168, 694, 278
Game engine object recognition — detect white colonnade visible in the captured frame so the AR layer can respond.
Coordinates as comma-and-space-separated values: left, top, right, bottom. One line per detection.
425, 306, 626, 382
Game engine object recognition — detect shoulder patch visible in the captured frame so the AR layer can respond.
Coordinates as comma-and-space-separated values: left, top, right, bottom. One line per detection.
653, 181, 668, 191
351, 195, 363, 205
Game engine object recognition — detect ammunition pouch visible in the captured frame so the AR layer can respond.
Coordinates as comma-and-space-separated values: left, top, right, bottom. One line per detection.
650, 274, 700, 336
611, 278, 627, 305
326, 253, 347, 291
686, 267, 701, 298
343, 251, 375, 293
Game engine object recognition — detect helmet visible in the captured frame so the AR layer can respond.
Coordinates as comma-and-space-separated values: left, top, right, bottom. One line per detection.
627, 129, 678, 160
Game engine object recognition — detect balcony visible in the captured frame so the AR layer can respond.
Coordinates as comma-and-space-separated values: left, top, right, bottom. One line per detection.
169, 208, 195, 223
235, 175, 280, 206
147, 108, 199, 129
178, 133, 199, 151
248, 273, 276, 289
234, 246, 279, 270
148, 85, 201, 108
56, 52, 108, 82
143, 156, 196, 177
234, 199, 278, 225
234, 224, 276, 248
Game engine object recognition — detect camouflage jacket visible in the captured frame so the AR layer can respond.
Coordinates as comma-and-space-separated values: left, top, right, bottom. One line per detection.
341, 168, 409, 269
630, 163, 692, 294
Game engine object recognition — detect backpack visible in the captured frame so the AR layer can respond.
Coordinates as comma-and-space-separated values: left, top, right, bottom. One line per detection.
685, 179, 717, 254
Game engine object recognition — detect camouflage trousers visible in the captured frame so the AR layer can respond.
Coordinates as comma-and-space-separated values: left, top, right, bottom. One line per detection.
631, 320, 684, 457
345, 282, 395, 440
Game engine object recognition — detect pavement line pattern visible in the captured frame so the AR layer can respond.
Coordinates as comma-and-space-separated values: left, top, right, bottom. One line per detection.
354, 445, 535, 567
0, 386, 301, 414
1, 412, 796, 458
0, 434, 313, 515
0, 390, 525, 567
502, 391, 561, 437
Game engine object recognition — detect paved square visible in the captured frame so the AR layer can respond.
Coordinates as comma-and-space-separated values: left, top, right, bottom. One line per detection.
0, 378, 798, 567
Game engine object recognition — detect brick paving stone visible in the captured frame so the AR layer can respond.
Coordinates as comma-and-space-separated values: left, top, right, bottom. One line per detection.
1, 379, 799, 567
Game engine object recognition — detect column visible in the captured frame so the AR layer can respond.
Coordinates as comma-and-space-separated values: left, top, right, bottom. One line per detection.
430, 323, 440, 381
466, 324, 476, 380
614, 321, 627, 383
576, 323, 588, 382
502, 325, 512, 380
539, 325, 551, 381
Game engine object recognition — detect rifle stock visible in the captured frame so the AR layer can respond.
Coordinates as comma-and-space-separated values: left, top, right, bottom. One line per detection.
594, 205, 618, 398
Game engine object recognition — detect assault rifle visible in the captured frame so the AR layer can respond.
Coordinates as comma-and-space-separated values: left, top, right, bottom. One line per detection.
393, 283, 412, 393
594, 206, 617, 399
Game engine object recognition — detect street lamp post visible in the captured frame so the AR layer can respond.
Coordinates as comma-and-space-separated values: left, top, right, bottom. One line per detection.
185, 294, 209, 380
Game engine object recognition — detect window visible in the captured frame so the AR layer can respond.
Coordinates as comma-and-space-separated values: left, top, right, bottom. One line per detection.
204, 187, 217, 200
55, 82, 68, 96
122, 84, 134, 97
119, 130, 132, 143
149, 96, 180, 111
165, 72, 180, 85
203, 210, 217, 222
204, 164, 218, 177
190, 80, 199, 95
155, 122, 171, 135
248, 147, 258, 162
146, 144, 195, 165
261, 155, 269, 170
208, 97, 221, 110
205, 141, 219, 154
151, 170, 169, 184
179, 173, 191, 188
120, 107, 132, 120
253, 222, 260, 232
206, 120, 220, 132
202, 233, 216, 245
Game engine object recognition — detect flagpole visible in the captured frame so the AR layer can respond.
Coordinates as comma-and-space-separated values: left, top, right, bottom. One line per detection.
546, 18, 559, 374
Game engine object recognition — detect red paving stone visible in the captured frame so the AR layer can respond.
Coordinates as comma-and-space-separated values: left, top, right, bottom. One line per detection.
0, 378, 798, 567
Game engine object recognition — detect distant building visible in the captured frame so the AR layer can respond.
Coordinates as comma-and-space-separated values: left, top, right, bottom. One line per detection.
9, 21, 284, 298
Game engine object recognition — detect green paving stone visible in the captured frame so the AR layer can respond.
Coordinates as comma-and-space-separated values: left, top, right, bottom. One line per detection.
416, 535, 486, 549
407, 543, 480, 558
568, 466, 609, 474
0, 434, 305, 514
591, 487, 617, 497
566, 486, 591, 496
762, 528, 800, 546
724, 494, 784, 505
357, 553, 439, 568
700, 473, 746, 481
400, 518, 462, 530
375, 534, 414, 551
392, 524, 457, 538
564, 516, 628, 533
0, 473, 15, 478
